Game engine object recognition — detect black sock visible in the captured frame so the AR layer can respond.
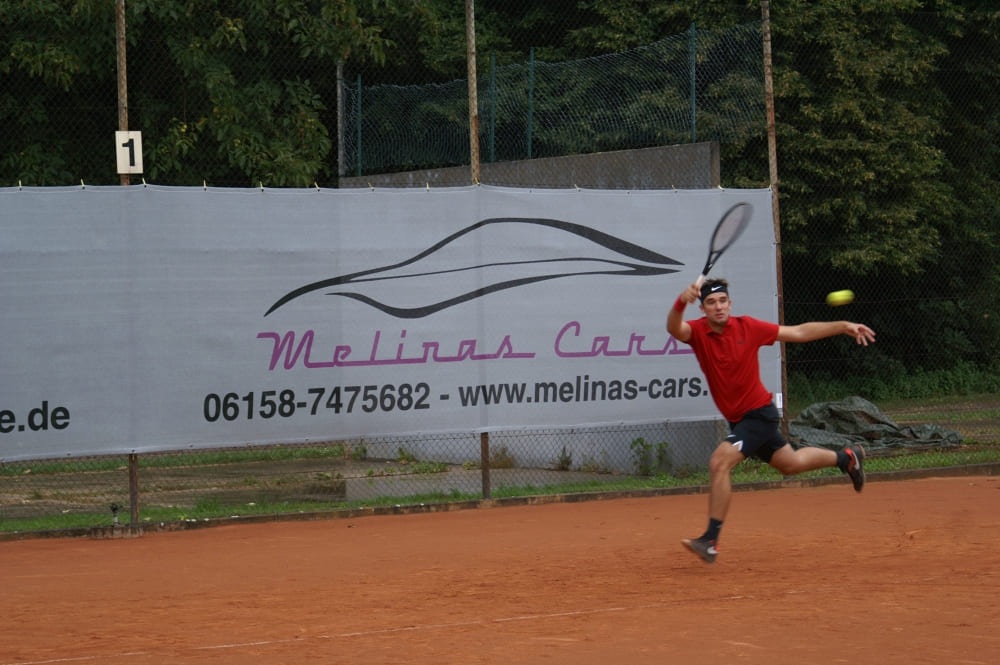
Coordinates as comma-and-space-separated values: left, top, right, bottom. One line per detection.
836, 449, 849, 472
703, 518, 723, 542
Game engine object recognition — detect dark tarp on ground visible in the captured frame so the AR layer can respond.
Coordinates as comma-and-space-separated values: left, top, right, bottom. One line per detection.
789, 396, 963, 452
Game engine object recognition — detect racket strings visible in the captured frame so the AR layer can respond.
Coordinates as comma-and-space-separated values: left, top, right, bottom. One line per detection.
709, 206, 751, 251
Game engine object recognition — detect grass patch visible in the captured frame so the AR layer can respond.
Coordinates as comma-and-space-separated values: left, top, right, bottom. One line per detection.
3, 444, 998, 535
0, 443, 357, 477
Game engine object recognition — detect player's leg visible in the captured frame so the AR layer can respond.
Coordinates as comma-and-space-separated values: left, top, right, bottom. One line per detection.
682, 439, 744, 564
707, 440, 746, 522
769, 443, 866, 492
768, 443, 836, 475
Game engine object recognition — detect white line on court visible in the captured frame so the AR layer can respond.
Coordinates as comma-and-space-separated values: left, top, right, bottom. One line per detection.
0, 592, 806, 665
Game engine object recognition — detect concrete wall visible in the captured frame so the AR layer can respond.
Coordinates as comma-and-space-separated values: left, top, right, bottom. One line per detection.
339, 142, 720, 190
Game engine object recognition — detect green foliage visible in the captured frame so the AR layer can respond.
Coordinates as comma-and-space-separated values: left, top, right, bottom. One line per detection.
629, 437, 671, 476
194, 496, 222, 513
128, 0, 393, 186
713, 0, 1000, 381
0, 0, 437, 186
365, 460, 448, 476
4, 429, 999, 534
489, 445, 516, 469
787, 361, 1000, 410
566, 0, 755, 53
764, 0, 952, 276
578, 451, 611, 474
553, 446, 573, 471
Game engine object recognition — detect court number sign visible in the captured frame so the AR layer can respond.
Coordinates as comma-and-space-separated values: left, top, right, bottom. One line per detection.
115, 131, 143, 174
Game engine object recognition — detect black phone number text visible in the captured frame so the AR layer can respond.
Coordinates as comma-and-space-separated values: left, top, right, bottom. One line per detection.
203, 384, 431, 422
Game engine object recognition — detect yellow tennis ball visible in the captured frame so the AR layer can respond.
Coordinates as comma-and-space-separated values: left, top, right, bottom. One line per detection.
826, 289, 855, 306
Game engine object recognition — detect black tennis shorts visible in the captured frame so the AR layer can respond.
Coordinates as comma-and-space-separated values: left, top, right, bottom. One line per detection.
726, 402, 787, 463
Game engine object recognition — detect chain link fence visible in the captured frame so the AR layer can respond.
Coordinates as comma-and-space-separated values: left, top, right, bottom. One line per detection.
342, 22, 762, 180
1, 11, 762, 187
2, 2, 998, 535
0, 424, 707, 532
3, 407, 997, 536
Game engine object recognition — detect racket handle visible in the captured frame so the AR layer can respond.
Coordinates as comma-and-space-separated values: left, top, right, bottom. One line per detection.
695, 273, 706, 288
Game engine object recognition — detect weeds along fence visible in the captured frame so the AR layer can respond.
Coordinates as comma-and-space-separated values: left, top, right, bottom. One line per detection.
0, 422, 720, 533
3, 411, 999, 536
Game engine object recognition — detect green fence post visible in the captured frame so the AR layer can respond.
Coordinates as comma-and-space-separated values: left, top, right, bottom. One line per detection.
527, 47, 535, 160
689, 22, 697, 143
355, 74, 362, 177
489, 53, 496, 163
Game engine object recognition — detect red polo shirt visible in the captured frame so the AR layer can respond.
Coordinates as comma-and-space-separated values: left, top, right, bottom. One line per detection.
685, 315, 779, 422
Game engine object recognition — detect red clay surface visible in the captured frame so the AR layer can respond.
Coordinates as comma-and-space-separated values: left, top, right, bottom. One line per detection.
3, 475, 999, 665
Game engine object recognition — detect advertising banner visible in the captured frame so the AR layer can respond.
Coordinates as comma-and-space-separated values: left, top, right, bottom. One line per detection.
0, 185, 776, 460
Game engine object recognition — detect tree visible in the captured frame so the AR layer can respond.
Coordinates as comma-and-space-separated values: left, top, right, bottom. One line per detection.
0, 0, 438, 186
1, 0, 119, 184
741, 0, 1000, 374
131, 0, 448, 187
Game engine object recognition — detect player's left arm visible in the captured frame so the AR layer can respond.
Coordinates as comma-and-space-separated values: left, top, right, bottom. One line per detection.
777, 321, 876, 346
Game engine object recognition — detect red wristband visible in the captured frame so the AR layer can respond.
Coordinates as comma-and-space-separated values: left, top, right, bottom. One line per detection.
673, 297, 686, 313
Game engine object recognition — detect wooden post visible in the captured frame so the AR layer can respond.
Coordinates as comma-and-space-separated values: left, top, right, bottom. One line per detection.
465, 0, 480, 184
128, 453, 140, 527
116, 0, 129, 186
761, 1, 788, 431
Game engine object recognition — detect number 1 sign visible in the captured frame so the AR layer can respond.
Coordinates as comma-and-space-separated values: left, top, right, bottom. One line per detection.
115, 131, 143, 174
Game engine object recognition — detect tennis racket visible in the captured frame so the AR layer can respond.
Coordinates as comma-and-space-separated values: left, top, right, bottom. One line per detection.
695, 202, 753, 287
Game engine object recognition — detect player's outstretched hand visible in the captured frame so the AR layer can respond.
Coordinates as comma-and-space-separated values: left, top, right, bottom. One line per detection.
847, 323, 876, 346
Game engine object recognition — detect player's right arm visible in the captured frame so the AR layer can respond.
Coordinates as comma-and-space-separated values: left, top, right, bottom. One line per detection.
667, 284, 699, 343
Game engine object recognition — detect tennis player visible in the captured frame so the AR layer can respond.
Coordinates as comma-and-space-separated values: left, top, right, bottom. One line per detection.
667, 278, 876, 564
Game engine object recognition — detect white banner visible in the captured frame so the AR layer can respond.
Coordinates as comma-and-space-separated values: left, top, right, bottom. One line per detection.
0, 185, 777, 460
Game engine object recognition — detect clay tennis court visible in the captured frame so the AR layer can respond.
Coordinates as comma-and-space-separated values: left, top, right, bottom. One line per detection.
3, 474, 998, 665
